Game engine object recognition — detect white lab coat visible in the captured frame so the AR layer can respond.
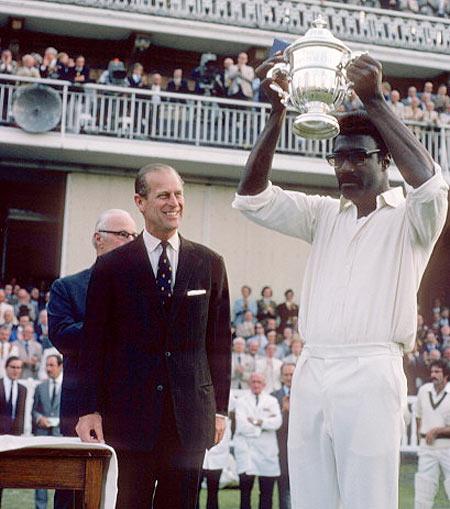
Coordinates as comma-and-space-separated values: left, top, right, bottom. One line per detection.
233, 391, 282, 477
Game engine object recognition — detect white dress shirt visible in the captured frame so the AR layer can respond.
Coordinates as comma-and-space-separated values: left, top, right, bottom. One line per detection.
2, 377, 18, 417
143, 230, 179, 290
233, 166, 448, 352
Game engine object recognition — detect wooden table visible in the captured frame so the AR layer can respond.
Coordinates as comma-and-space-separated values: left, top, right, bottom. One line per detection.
0, 447, 112, 508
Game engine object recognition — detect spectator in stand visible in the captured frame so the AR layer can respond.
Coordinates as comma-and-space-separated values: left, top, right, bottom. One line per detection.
0, 289, 14, 325
443, 346, 450, 361
422, 101, 440, 126
440, 325, 450, 348
127, 62, 145, 88
215, 57, 234, 98
0, 357, 26, 436
33, 354, 63, 509
68, 55, 90, 84
233, 285, 257, 326
404, 97, 424, 122
271, 363, 295, 509
16, 54, 40, 78
422, 330, 441, 353
247, 339, 263, 372
265, 319, 278, 335
192, 53, 221, 96
30, 287, 41, 317
149, 72, 163, 105
379, 0, 400, 9
248, 322, 268, 354
2, 309, 15, 336
256, 343, 283, 394
55, 52, 72, 80
14, 288, 36, 321
0, 326, 18, 379
417, 313, 429, 345
16, 323, 42, 379
389, 90, 405, 120
99, 58, 128, 87
234, 372, 282, 509
439, 307, 450, 327
419, 81, 436, 103
257, 286, 277, 324
235, 310, 256, 340
402, 86, 418, 106
166, 68, 189, 94
10, 314, 30, 342
35, 309, 51, 350
382, 81, 392, 102
276, 289, 299, 333
4, 284, 15, 305
0, 49, 17, 75
434, 84, 450, 113
342, 89, 364, 112
227, 52, 255, 101
276, 326, 294, 359
39, 47, 58, 78
441, 103, 450, 125
231, 336, 254, 390
266, 330, 278, 347
432, 310, 443, 331
284, 338, 304, 364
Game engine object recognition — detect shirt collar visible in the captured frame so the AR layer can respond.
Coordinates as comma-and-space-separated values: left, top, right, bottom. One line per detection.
339, 186, 405, 213
143, 229, 179, 254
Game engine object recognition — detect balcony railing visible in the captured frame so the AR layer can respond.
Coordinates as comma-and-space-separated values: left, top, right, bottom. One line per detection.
32, 0, 450, 54
1, 75, 449, 179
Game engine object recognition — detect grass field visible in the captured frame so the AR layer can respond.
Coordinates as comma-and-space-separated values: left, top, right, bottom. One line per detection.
2, 459, 449, 508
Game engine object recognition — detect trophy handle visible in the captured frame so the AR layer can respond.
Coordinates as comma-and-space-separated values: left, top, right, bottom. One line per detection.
266, 63, 291, 106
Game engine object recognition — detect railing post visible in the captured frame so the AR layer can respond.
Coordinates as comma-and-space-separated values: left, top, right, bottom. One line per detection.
195, 98, 202, 146
61, 83, 68, 137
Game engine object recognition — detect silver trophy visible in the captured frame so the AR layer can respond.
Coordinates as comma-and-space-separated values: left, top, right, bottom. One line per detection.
267, 16, 364, 140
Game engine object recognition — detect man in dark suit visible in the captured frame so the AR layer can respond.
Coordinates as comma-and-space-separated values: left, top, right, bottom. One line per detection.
271, 363, 295, 509
76, 163, 232, 509
33, 354, 63, 509
48, 209, 137, 509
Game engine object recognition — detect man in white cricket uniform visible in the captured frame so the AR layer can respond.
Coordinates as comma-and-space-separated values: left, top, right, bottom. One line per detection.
415, 359, 450, 508
232, 53, 448, 508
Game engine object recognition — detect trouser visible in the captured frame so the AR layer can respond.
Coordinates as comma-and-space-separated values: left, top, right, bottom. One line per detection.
288, 343, 406, 509
239, 474, 277, 509
414, 446, 450, 508
277, 473, 291, 509
196, 469, 222, 509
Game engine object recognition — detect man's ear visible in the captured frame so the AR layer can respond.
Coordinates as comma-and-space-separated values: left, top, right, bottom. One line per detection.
382, 154, 391, 171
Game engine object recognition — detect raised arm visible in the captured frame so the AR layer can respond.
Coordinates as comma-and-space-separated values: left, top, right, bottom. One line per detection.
237, 54, 287, 195
347, 55, 434, 188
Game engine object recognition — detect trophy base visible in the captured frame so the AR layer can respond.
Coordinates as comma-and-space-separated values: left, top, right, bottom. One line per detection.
293, 113, 340, 140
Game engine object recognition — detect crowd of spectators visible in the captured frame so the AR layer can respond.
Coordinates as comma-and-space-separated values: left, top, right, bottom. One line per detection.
344, 0, 450, 17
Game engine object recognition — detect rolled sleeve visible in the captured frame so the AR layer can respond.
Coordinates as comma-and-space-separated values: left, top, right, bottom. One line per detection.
232, 182, 275, 212
406, 164, 449, 247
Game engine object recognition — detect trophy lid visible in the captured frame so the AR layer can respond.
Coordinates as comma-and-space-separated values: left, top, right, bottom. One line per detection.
285, 15, 351, 56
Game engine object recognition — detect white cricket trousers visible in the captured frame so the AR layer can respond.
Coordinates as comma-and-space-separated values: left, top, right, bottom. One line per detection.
288, 343, 406, 509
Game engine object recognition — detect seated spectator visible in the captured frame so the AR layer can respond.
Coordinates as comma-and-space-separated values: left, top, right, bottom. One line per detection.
248, 322, 268, 354
2, 309, 16, 335
68, 55, 90, 84
284, 338, 304, 364
4, 284, 15, 305
99, 58, 128, 87
16, 323, 42, 379
0, 289, 14, 325
434, 84, 450, 113
0, 326, 18, 379
402, 86, 418, 106
30, 287, 40, 318
436, 0, 450, 17
256, 344, 283, 393
421, 330, 440, 353
416, 313, 429, 348
382, 81, 392, 102
35, 309, 51, 349
277, 289, 299, 333
379, 0, 400, 9
192, 53, 221, 96
227, 52, 255, 101
247, 339, 263, 371
231, 337, 254, 390
443, 346, 450, 361
127, 62, 145, 88
422, 101, 439, 126
404, 97, 424, 122
266, 330, 278, 347
10, 315, 31, 342
166, 68, 189, 94
342, 89, 364, 112
276, 327, 294, 360
418, 81, 435, 103
440, 103, 450, 125
55, 52, 72, 80
265, 318, 278, 335
431, 310, 442, 330
439, 306, 450, 327
14, 288, 36, 321
389, 90, 405, 119
0, 49, 17, 75
257, 286, 278, 324
440, 325, 450, 348
235, 310, 256, 340
16, 54, 40, 78
215, 57, 234, 98
233, 285, 257, 326
39, 47, 58, 78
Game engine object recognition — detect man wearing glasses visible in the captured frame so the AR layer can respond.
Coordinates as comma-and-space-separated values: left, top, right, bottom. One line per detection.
48, 209, 136, 508
233, 53, 448, 509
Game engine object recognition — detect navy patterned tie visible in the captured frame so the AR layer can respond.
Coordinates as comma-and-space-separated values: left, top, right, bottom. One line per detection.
156, 241, 172, 307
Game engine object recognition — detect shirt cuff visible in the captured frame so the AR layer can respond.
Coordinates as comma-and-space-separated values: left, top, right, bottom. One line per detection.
407, 163, 449, 200
215, 413, 227, 420
232, 182, 275, 211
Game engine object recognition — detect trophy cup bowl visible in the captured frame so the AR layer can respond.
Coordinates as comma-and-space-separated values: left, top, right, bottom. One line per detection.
268, 16, 363, 140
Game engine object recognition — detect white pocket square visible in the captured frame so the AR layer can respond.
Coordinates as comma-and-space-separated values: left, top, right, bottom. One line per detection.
187, 289, 207, 296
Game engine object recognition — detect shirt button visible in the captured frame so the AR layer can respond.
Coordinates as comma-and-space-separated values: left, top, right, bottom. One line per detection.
156, 385, 164, 391
165, 352, 171, 357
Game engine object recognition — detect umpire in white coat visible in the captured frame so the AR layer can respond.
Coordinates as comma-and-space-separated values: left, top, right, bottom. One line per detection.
234, 372, 282, 509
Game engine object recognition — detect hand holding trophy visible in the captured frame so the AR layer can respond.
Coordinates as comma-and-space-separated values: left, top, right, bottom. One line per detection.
265, 15, 366, 139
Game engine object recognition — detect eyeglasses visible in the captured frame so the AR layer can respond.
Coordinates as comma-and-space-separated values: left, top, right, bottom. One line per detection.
326, 149, 381, 168
98, 230, 138, 240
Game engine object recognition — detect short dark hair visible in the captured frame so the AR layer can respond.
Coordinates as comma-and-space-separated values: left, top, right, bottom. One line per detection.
5, 356, 21, 368
430, 359, 450, 378
46, 354, 63, 366
284, 289, 293, 297
134, 163, 183, 197
335, 110, 389, 158
261, 286, 272, 297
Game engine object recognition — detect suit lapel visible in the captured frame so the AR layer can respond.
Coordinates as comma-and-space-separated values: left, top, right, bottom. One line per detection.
169, 236, 202, 323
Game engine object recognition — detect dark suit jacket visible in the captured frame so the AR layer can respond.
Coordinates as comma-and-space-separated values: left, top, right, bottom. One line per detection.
32, 379, 62, 436
48, 267, 92, 435
0, 378, 27, 435
271, 387, 289, 477
78, 235, 231, 452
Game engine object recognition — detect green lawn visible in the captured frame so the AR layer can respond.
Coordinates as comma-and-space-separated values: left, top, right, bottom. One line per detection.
2, 460, 449, 508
